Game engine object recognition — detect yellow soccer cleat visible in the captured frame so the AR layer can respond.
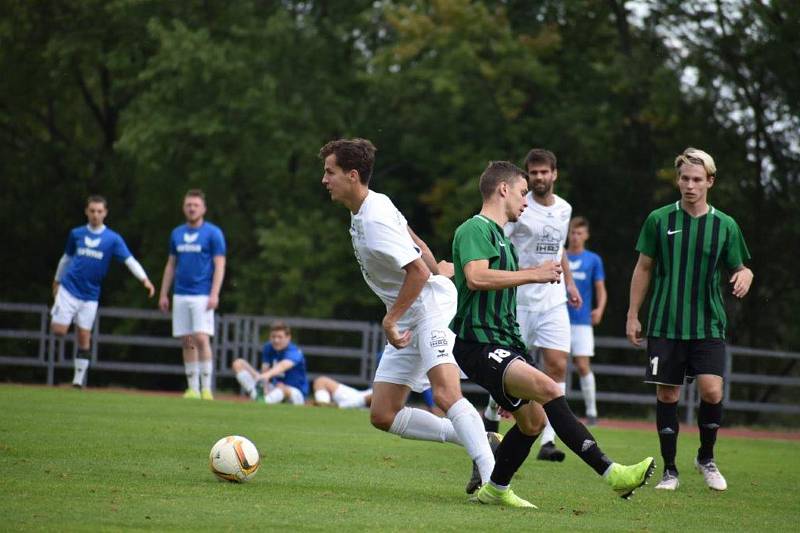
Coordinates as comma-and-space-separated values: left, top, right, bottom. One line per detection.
183, 388, 201, 400
606, 457, 656, 499
200, 388, 214, 401
473, 483, 538, 508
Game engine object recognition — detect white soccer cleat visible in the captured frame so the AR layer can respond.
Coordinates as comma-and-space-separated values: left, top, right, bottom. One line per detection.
695, 458, 727, 491
654, 471, 680, 490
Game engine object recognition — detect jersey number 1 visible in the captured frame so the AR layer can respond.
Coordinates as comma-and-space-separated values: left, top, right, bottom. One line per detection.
650, 356, 659, 375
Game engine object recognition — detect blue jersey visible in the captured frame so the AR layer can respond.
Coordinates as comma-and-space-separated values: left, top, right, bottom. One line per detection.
262, 342, 308, 396
169, 222, 226, 296
60, 226, 132, 301
566, 250, 605, 326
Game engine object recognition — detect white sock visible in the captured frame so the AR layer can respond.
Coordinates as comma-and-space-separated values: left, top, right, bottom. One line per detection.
484, 396, 501, 422
541, 382, 566, 446
184, 361, 200, 392
199, 360, 213, 391
447, 398, 495, 484
314, 389, 332, 404
580, 372, 597, 418
236, 371, 256, 396
337, 394, 367, 409
265, 387, 285, 404
72, 358, 89, 386
388, 406, 462, 444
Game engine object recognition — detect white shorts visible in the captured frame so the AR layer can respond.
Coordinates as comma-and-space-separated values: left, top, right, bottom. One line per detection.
570, 325, 595, 357
517, 303, 571, 353
333, 384, 369, 407
51, 286, 98, 330
172, 295, 215, 337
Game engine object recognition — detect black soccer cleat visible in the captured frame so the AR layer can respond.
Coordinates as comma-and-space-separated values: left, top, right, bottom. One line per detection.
465, 432, 503, 494
536, 442, 566, 462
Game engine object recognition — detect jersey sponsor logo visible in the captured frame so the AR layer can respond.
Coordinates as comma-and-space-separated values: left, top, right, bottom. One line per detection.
77, 247, 104, 259
572, 271, 587, 280
535, 225, 562, 254
183, 232, 199, 243
176, 243, 202, 253
429, 330, 449, 349
84, 236, 101, 248
667, 229, 682, 235
568, 259, 582, 271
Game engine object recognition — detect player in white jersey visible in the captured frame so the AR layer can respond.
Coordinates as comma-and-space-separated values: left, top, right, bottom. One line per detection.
503, 148, 582, 462
319, 138, 495, 495
51, 195, 155, 387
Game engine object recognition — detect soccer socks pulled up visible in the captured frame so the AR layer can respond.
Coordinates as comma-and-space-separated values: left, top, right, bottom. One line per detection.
656, 400, 679, 473
579, 372, 597, 418
697, 400, 722, 463
542, 396, 612, 475
389, 407, 461, 444
490, 424, 538, 487
314, 389, 332, 404
72, 353, 90, 386
447, 398, 495, 484
184, 361, 200, 392
236, 371, 256, 396
540, 381, 565, 445
483, 396, 500, 433
264, 387, 285, 404
199, 360, 213, 391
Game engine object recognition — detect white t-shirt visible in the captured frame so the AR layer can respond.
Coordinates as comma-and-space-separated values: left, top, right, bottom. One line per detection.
350, 191, 452, 326
504, 193, 572, 310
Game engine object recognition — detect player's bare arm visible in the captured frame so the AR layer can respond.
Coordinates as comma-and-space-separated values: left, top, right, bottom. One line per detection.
158, 255, 176, 312
729, 265, 753, 299
592, 279, 607, 326
407, 226, 440, 275
260, 359, 296, 381
464, 259, 561, 291
562, 253, 583, 309
208, 255, 226, 310
626, 253, 654, 347
382, 257, 430, 348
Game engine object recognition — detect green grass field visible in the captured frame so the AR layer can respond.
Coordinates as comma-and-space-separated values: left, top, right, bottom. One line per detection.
1, 384, 798, 532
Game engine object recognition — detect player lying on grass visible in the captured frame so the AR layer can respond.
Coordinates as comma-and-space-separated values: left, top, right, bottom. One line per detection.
312, 375, 373, 409
232, 321, 309, 404
452, 161, 655, 508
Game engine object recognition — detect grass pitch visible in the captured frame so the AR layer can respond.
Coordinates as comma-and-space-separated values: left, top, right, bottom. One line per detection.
1, 384, 798, 532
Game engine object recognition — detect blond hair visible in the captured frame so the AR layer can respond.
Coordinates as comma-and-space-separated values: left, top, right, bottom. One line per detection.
674, 147, 716, 178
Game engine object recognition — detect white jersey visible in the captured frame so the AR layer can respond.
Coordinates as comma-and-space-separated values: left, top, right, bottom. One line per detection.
350, 191, 452, 327
504, 193, 572, 310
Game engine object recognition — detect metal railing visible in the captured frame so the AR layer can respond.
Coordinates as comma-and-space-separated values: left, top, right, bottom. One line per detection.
1, 302, 798, 423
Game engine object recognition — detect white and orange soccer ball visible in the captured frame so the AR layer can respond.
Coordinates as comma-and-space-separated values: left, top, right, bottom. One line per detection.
209, 435, 261, 482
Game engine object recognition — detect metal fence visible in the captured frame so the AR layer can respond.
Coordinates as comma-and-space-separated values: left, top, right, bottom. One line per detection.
1, 302, 798, 423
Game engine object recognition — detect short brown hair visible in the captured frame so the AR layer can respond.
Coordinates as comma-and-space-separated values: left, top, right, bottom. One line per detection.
523, 148, 557, 171
478, 161, 527, 199
270, 321, 291, 335
86, 195, 107, 207
570, 216, 590, 231
185, 189, 206, 202
318, 138, 377, 185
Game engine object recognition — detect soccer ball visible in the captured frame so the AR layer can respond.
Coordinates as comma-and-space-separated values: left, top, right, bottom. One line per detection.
209, 435, 261, 482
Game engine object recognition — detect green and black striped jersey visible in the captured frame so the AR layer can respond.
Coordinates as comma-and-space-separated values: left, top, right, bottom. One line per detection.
451, 215, 526, 350
636, 201, 751, 340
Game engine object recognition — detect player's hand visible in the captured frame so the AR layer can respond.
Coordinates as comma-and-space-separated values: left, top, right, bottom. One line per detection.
143, 279, 155, 298
526, 261, 562, 284
591, 308, 603, 326
626, 316, 643, 347
383, 317, 412, 349
207, 294, 219, 310
159, 295, 170, 313
436, 260, 454, 279
730, 267, 753, 298
567, 282, 582, 308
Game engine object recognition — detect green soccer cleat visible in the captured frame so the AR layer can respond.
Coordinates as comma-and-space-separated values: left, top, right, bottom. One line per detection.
473, 483, 538, 508
183, 388, 201, 400
606, 457, 656, 499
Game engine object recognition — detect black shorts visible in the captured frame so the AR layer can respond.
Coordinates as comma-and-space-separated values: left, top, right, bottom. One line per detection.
645, 337, 726, 386
453, 337, 532, 412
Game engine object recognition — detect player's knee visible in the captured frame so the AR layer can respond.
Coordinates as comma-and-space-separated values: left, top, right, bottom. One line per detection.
51, 324, 68, 337
181, 336, 195, 349
518, 416, 545, 436
369, 408, 395, 432
700, 388, 722, 404
231, 358, 246, 372
656, 386, 680, 403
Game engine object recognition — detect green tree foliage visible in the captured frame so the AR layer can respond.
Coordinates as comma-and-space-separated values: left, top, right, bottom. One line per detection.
1, 0, 797, 349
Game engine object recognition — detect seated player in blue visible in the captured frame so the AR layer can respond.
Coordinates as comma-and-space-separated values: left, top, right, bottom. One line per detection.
232, 321, 309, 404
51, 195, 155, 388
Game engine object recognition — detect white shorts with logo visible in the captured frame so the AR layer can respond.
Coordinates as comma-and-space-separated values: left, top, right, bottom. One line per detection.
51, 286, 98, 330
570, 324, 595, 357
172, 295, 215, 337
374, 277, 459, 393
517, 302, 571, 353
